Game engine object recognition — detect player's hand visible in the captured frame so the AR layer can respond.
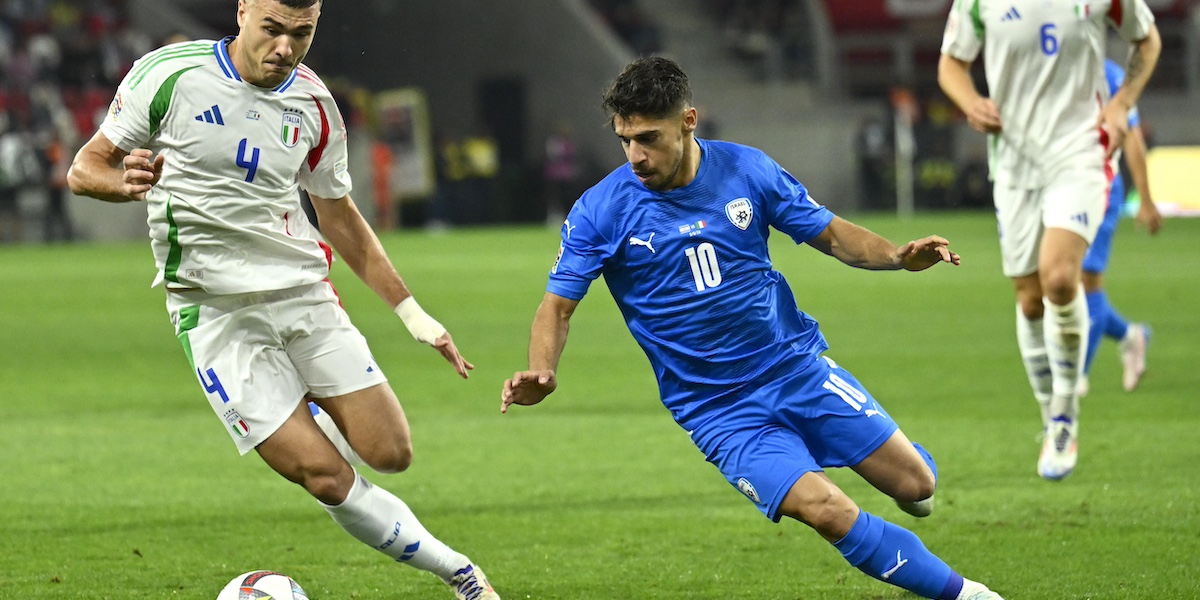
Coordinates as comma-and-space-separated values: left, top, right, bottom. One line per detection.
894, 236, 960, 271
122, 148, 163, 201
1098, 103, 1130, 159
966, 98, 1002, 134
501, 370, 556, 414
431, 331, 474, 379
1136, 198, 1163, 235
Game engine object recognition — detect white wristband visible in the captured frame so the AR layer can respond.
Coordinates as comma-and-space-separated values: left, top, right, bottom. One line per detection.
393, 297, 446, 345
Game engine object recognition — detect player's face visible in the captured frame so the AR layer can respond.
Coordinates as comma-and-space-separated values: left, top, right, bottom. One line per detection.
234, 0, 320, 88
613, 108, 697, 191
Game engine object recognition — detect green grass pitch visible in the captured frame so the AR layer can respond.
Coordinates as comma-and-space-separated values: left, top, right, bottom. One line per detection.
1, 212, 1197, 599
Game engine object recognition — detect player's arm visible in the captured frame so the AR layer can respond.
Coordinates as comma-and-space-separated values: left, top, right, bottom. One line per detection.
501, 291, 579, 413
67, 129, 163, 202
937, 54, 1001, 134
308, 192, 473, 378
1123, 125, 1162, 234
807, 216, 960, 271
1102, 23, 1161, 155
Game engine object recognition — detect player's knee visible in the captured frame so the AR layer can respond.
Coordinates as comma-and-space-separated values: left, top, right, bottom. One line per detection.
1041, 269, 1079, 305
896, 469, 936, 503
363, 440, 413, 474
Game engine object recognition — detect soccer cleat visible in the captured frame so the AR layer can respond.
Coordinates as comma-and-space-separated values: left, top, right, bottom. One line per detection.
958, 578, 1005, 599
1038, 417, 1078, 481
445, 564, 500, 600
1119, 324, 1150, 392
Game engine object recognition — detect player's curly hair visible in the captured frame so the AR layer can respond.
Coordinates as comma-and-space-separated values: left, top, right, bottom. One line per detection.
602, 57, 692, 124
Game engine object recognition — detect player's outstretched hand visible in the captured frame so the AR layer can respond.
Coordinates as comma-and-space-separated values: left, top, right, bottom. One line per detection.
1098, 104, 1130, 159
431, 331, 474, 379
501, 370, 556, 414
122, 148, 163, 201
895, 236, 960, 271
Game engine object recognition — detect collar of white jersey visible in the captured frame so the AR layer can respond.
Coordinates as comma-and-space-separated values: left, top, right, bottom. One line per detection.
213, 36, 299, 93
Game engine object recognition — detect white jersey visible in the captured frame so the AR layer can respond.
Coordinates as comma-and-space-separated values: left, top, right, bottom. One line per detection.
941, 0, 1154, 188
101, 38, 352, 294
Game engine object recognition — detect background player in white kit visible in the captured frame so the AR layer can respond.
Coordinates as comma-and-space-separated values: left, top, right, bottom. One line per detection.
65, 1, 499, 598
937, 0, 1159, 481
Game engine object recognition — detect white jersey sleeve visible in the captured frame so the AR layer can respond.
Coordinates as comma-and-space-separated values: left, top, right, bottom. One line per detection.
1109, 0, 1155, 42
941, 0, 983, 62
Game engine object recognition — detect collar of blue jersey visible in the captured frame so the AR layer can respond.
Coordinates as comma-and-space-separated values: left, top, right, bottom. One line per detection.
213, 35, 299, 93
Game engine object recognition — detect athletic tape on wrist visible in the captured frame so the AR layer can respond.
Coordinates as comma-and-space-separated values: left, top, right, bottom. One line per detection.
394, 297, 446, 345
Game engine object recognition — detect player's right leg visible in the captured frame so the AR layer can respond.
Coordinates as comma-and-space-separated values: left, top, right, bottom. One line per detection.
259, 398, 499, 600
850, 430, 937, 518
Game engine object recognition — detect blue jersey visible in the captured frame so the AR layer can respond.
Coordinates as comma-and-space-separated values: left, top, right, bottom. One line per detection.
548, 138, 835, 428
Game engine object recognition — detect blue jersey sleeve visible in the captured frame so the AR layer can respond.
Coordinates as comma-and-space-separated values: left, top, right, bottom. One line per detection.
546, 202, 610, 301
758, 158, 834, 244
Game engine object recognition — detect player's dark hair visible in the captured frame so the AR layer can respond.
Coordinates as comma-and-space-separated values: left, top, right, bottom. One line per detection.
602, 57, 692, 124
265, 0, 321, 8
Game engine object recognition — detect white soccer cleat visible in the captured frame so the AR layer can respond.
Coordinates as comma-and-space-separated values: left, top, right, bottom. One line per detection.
958, 578, 1004, 599
895, 494, 935, 518
1119, 324, 1150, 392
1038, 418, 1078, 481
445, 564, 500, 600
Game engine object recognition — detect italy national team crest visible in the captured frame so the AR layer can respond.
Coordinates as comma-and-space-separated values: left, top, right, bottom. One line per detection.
281, 108, 303, 147
223, 409, 249, 438
725, 198, 753, 230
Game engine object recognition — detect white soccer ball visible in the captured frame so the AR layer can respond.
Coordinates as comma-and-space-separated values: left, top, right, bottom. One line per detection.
216, 570, 309, 600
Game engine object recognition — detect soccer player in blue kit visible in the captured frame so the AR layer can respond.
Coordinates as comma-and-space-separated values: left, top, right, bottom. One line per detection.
1078, 58, 1161, 397
501, 57, 1003, 600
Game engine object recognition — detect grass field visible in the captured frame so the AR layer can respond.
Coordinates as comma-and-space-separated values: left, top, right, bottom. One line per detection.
2, 212, 1198, 599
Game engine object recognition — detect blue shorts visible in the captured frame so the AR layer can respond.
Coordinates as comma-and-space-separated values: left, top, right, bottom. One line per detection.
1082, 178, 1124, 274
688, 355, 898, 522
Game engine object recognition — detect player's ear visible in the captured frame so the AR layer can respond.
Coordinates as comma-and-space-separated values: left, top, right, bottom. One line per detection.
682, 107, 697, 134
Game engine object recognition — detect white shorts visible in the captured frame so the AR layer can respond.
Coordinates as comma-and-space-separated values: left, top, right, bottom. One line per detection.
166, 281, 388, 455
992, 166, 1109, 278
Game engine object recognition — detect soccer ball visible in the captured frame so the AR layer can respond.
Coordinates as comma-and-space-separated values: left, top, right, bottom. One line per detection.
216, 570, 308, 600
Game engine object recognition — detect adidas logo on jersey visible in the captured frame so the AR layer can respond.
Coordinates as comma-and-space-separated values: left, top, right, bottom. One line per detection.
1000, 6, 1021, 21
195, 105, 225, 125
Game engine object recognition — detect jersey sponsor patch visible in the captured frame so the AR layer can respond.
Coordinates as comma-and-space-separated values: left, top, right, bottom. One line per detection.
737, 477, 761, 503
725, 198, 753, 230
281, 108, 304, 147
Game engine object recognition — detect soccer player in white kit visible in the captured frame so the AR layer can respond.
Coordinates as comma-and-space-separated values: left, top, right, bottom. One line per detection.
65, 1, 500, 598
938, 0, 1160, 481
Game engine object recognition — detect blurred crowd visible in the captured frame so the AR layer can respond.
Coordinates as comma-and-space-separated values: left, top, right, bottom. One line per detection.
709, 0, 814, 81
0, 0, 154, 243
589, 0, 663, 56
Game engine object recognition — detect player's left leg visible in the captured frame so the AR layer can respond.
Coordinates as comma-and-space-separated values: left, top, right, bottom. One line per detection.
1036, 227, 1090, 480
851, 430, 937, 518
778, 474, 1001, 600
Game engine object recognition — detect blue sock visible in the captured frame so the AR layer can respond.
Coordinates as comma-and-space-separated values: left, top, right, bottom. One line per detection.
1103, 301, 1129, 341
833, 511, 963, 600
1084, 290, 1106, 374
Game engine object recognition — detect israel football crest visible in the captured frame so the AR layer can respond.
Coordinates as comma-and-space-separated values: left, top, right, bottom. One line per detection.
281, 109, 303, 147
725, 197, 753, 230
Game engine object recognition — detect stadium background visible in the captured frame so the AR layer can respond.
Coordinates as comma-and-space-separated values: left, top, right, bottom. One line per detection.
2, 0, 1197, 242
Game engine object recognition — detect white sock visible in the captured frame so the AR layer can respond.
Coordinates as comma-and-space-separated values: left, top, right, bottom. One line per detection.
322, 473, 471, 581
1015, 304, 1053, 426
1043, 291, 1088, 422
